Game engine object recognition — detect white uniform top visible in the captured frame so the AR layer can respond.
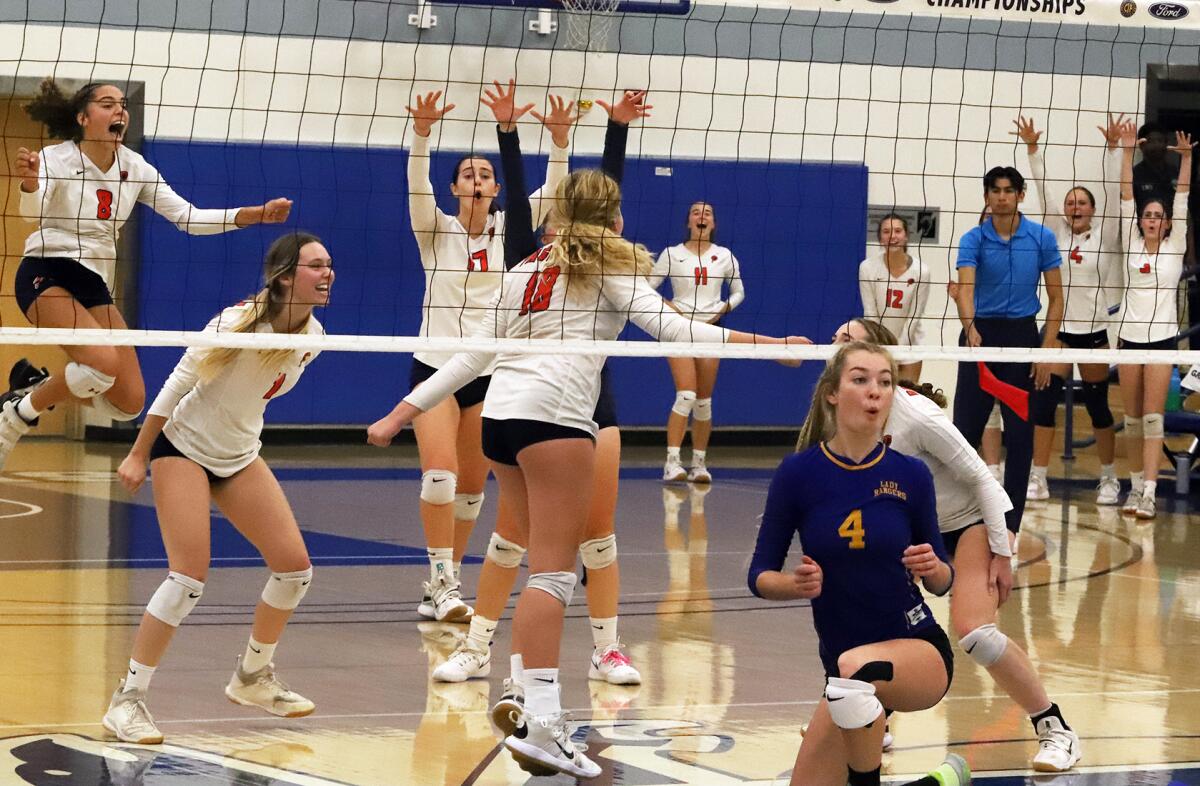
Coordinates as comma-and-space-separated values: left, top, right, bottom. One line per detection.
648, 243, 745, 322
1028, 149, 1122, 335
408, 132, 568, 370
18, 141, 241, 287
1117, 190, 1189, 344
405, 245, 730, 435
857, 251, 930, 346
147, 303, 323, 477
883, 387, 1013, 557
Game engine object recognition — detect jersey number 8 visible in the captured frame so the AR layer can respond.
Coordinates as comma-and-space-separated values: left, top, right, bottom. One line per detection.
838, 509, 866, 549
96, 189, 114, 220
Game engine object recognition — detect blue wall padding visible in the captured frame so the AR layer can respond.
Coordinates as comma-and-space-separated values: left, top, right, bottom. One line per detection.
137, 139, 866, 426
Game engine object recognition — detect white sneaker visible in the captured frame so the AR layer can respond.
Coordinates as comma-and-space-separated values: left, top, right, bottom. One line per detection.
101, 682, 163, 744
0, 396, 34, 470
882, 724, 894, 751
929, 753, 970, 785
1096, 476, 1120, 506
225, 657, 315, 717
504, 710, 602, 779
588, 641, 641, 685
1027, 473, 1049, 501
432, 641, 491, 682
422, 574, 472, 623
1135, 489, 1157, 520
1122, 483, 1145, 514
663, 456, 687, 483
491, 678, 524, 736
686, 461, 712, 484
1032, 715, 1081, 772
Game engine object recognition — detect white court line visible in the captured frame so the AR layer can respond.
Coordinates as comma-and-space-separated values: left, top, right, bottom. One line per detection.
0, 498, 42, 519
5, 686, 1199, 732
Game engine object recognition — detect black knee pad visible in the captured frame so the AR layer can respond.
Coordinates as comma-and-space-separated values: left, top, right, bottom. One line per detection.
849, 660, 894, 683
1031, 375, 1064, 428
1081, 380, 1114, 429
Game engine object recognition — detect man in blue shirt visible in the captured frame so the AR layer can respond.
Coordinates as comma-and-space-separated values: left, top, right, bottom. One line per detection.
954, 166, 1064, 535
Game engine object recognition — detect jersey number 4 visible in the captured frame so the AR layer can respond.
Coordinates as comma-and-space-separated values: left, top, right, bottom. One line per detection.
96, 189, 113, 219
520, 266, 561, 316
886, 288, 904, 308
838, 509, 866, 549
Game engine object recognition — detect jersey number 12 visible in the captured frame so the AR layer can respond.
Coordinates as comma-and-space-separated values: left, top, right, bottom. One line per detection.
838, 509, 866, 549
886, 288, 904, 308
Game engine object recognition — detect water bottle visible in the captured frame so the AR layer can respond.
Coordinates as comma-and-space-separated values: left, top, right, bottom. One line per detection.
1167, 367, 1183, 412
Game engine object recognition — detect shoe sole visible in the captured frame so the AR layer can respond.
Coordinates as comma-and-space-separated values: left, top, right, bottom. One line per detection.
491, 699, 523, 736
688, 476, 712, 484
432, 662, 491, 683
1135, 511, 1156, 520
436, 604, 473, 623
225, 689, 316, 718
663, 473, 687, 483
504, 737, 600, 779
1032, 756, 1080, 773
588, 666, 642, 685
101, 715, 163, 745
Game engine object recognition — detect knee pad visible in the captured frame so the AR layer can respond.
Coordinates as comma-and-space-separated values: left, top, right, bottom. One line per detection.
486, 532, 526, 569
824, 677, 883, 729
959, 623, 1009, 667
692, 397, 712, 422
579, 534, 617, 570
261, 567, 313, 611
420, 469, 456, 505
1143, 412, 1164, 438
1124, 415, 1143, 440
64, 362, 115, 400
146, 571, 204, 627
527, 571, 577, 606
1080, 380, 1114, 429
671, 390, 696, 418
90, 395, 142, 422
1031, 376, 1064, 428
986, 403, 1003, 430
454, 492, 485, 521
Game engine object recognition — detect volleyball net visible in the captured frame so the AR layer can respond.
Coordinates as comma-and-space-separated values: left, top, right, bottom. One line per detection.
1, 0, 1198, 426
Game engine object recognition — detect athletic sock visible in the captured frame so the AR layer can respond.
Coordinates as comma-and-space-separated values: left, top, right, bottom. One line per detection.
1031, 465, 1047, 481
1144, 480, 1157, 497
1130, 470, 1144, 490
510, 653, 525, 685
16, 395, 42, 423
666, 446, 681, 462
453, 561, 462, 582
242, 636, 276, 674
1100, 463, 1115, 479
125, 659, 155, 693
590, 616, 618, 650
467, 614, 497, 651
847, 765, 881, 786
523, 668, 560, 716
691, 449, 706, 466
1031, 702, 1070, 731
428, 547, 454, 583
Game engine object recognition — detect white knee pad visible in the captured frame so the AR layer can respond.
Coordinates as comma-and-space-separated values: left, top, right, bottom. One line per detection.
527, 571, 577, 606
579, 534, 617, 570
671, 390, 697, 417
1124, 415, 1144, 440
986, 403, 1003, 430
1143, 413, 1164, 438
64, 362, 115, 400
692, 397, 713, 422
146, 571, 204, 627
454, 492, 485, 521
420, 469, 456, 505
261, 567, 313, 611
486, 532, 526, 569
959, 623, 1009, 667
90, 395, 142, 422
824, 677, 883, 729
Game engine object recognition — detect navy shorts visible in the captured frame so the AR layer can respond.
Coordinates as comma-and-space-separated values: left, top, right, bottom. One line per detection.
1118, 337, 1176, 352
594, 363, 618, 430
820, 623, 955, 699
941, 520, 984, 557
149, 432, 224, 485
481, 417, 594, 467
15, 257, 114, 315
409, 359, 491, 409
1058, 329, 1109, 350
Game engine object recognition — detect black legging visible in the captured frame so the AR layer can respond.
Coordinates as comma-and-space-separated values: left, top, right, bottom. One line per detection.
952, 315, 1039, 534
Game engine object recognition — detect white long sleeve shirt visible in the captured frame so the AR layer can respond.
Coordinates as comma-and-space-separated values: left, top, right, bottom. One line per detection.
407, 132, 568, 369
405, 245, 729, 436
148, 304, 323, 477
857, 251, 931, 346
1028, 149, 1123, 335
648, 243, 744, 322
1117, 190, 1189, 344
883, 387, 1013, 557
19, 141, 241, 287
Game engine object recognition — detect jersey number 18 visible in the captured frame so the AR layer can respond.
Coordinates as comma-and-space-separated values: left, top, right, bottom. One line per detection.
520, 266, 561, 316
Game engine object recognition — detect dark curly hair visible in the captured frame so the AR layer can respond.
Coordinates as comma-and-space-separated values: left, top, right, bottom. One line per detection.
25, 79, 113, 141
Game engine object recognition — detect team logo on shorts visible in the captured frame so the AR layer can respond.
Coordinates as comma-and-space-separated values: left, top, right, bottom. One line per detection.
32, 276, 44, 291
1120, 0, 1137, 16
906, 604, 928, 626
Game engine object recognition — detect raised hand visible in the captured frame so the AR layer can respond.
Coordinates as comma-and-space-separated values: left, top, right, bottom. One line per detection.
531, 94, 583, 149
406, 91, 456, 138
1119, 118, 1140, 150
1012, 115, 1042, 152
1097, 111, 1127, 151
15, 147, 39, 192
1169, 130, 1196, 158
260, 197, 293, 224
480, 79, 535, 132
597, 90, 653, 126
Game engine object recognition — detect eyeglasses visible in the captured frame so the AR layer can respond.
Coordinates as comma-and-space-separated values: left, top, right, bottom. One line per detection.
91, 98, 128, 110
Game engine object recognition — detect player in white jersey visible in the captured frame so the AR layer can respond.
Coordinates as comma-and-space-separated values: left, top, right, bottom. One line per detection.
858, 213, 930, 382
1114, 120, 1193, 519
1015, 115, 1123, 505
102, 232, 331, 745
404, 89, 571, 623
3, 80, 291, 469
834, 318, 1083, 772
369, 169, 806, 779
648, 203, 745, 483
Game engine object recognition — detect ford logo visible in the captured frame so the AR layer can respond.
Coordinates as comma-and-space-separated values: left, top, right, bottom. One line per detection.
1149, 2, 1189, 18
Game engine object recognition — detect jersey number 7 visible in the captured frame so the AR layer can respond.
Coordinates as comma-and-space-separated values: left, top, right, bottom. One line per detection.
520, 266, 561, 316
838, 509, 866, 549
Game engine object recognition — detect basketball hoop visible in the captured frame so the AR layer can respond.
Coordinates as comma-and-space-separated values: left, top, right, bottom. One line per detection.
559, 0, 621, 51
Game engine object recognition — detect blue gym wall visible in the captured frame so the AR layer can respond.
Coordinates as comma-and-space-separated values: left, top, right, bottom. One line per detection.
136, 140, 866, 427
